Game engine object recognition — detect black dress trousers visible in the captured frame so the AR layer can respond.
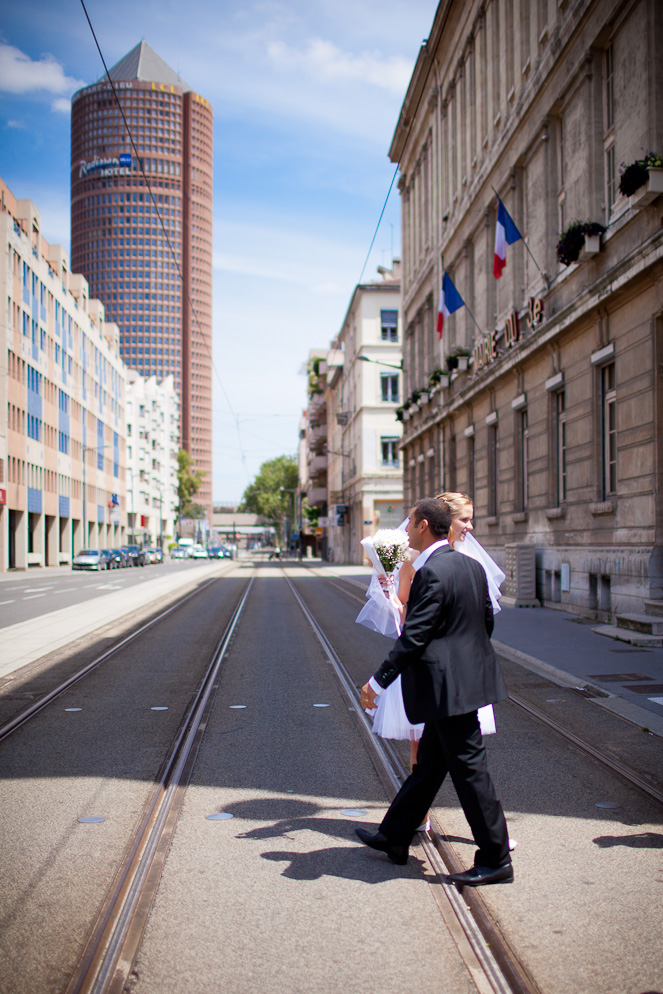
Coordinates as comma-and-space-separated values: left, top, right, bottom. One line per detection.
379, 710, 510, 868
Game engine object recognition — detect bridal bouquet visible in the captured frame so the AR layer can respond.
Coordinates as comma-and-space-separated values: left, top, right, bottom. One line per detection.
357, 525, 410, 640
371, 529, 410, 574
360, 528, 410, 581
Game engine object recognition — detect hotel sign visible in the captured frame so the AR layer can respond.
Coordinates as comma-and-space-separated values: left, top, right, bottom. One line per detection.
79, 154, 132, 178
473, 297, 545, 371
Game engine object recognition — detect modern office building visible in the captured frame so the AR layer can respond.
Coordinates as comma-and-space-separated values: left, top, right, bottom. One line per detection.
390, 0, 663, 625
70, 41, 213, 517
125, 371, 179, 549
0, 179, 127, 572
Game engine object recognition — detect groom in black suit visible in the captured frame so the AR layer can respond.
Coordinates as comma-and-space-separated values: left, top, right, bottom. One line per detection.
357, 497, 513, 886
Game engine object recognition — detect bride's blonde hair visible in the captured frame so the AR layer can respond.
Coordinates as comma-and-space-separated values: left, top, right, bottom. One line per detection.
435, 491, 473, 516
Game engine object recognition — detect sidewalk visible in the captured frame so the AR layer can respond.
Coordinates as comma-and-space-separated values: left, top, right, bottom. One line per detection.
492, 604, 663, 736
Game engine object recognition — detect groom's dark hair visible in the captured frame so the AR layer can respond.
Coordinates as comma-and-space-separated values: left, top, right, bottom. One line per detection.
412, 497, 451, 538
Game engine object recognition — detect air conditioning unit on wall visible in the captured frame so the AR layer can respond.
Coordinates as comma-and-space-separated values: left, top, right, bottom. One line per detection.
502, 544, 540, 607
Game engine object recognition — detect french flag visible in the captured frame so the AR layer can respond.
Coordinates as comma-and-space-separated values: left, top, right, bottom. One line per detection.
436, 271, 465, 340
493, 196, 522, 279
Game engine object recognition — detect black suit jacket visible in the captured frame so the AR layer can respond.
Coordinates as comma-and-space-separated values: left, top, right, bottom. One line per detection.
373, 545, 507, 724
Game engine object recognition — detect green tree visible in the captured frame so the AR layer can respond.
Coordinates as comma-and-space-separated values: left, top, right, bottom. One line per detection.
240, 455, 298, 541
177, 449, 205, 519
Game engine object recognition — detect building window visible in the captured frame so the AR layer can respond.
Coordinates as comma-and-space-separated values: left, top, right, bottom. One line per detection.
467, 433, 475, 499
554, 391, 567, 504
448, 431, 457, 492
488, 425, 498, 517
381, 437, 400, 468
517, 410, 529, 510
605, 143, 616, 212
605, 45, 614, 130
380, 372, 399, 403
380, 309, 398, 342
601, 363, 616, 497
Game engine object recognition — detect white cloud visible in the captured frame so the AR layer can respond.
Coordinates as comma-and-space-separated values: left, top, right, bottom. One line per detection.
267, 37, 412, 96
51, 97, 71, 114
5, 119, 27, 129
0, 42, 84, 97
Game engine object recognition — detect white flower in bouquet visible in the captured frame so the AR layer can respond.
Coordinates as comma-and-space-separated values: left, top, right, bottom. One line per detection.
372, 529, 410, 574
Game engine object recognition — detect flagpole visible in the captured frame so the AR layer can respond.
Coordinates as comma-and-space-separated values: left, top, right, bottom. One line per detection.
440, 258, 484, 340
491, 186, 549, 290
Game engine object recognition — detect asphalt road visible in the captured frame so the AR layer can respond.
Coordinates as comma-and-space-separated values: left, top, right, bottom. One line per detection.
0, 559, 218, 628
0, 562, 661, 994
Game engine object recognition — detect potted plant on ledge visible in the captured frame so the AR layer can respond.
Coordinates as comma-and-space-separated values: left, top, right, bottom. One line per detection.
445, 346, 472, 373
619, 152, 663, 207
556, 221, 606, 267
429, 366, 449, 390
409, 389, 422, 413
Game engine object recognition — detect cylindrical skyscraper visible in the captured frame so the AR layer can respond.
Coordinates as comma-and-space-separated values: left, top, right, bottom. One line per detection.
70, 41, 213, 515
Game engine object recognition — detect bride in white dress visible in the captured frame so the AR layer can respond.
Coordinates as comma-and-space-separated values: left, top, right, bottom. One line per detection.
357, 492, 506, 771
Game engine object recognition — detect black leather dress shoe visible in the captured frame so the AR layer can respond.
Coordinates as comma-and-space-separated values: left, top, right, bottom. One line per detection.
446, 863, 513, 886
355, 828, 408, 865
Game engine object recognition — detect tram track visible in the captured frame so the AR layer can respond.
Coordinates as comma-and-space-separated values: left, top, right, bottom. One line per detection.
0, 577, 221, 744
308, 564, 663, 811
285, 570, 541, 994
65, 577, 255, 994
2, 562, 660, 994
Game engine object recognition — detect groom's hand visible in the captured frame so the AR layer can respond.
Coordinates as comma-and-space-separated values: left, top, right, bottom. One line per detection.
360, 682, 377, 710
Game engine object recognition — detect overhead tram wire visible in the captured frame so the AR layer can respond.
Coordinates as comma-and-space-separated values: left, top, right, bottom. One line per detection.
78, 0, 250, 476
356, 12, 452, 287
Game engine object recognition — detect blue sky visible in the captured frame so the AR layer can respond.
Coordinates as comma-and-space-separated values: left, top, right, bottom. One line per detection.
0, 0, 438, 502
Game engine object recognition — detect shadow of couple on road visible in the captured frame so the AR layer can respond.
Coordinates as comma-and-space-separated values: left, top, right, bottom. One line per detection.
213, 796, 445, 883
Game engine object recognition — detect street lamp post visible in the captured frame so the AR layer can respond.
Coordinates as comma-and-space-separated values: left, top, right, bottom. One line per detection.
82, 443, 109, 550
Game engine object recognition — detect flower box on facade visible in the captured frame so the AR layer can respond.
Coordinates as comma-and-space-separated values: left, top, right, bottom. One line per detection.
403, 410, 411, 421
419, 390, 430, 405
456, 356, 469, 372
631, 167, 663, 208
581, 233, 601, 256
409, 403, 420, 413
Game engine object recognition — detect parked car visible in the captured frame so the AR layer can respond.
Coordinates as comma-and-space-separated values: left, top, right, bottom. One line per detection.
72, 549, 106, 571
111, 547, 130, 568
100, 549, 116, 570
143, 547, 158, 564
190, 545, 209, 559
125, 544, 148, 566
208, 546, 224, 559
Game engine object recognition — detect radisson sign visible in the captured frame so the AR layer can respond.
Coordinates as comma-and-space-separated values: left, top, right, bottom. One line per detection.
79, 154, 132, 179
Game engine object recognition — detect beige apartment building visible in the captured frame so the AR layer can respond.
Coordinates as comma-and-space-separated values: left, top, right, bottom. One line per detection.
303, 265, 404, 563
392, 0, 663, 623
0, 180, 127, 571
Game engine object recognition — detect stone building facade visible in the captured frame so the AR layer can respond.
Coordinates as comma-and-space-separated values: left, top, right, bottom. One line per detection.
392, 0, 663, 619
302, 265, 403, 564
1, 180, 127, 571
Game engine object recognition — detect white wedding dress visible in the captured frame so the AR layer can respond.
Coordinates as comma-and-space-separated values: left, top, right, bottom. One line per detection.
357, 531, 505, 741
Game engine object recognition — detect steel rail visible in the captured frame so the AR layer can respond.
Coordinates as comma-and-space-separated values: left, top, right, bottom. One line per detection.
311, 568, 663, 810
284, 573, 540, 994
508, 691, 663, 807
66, 576, 255, 994
0, 576, 221, 743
